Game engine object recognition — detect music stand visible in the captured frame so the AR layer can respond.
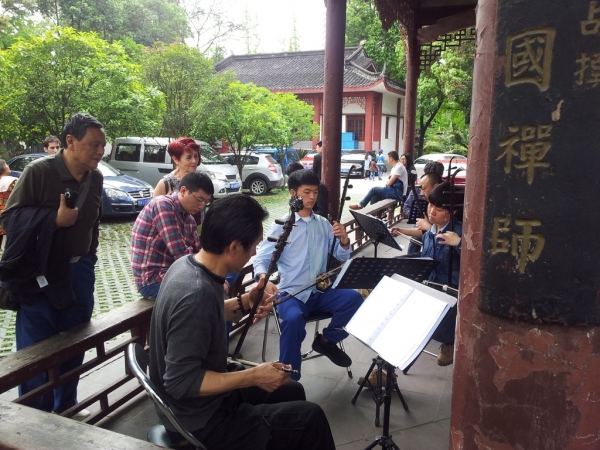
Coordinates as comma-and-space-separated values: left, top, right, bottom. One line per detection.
332, 257, 438, 290
407, 197, 428, 225
347, 275, 456, 449
349, 210, 402, 258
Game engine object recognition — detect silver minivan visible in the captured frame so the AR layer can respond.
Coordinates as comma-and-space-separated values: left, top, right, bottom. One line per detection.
108, 137, 242, 198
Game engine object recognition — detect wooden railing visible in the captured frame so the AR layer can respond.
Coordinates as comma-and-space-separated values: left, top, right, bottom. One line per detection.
0, 199, 400, 425
0, 299, 154, 425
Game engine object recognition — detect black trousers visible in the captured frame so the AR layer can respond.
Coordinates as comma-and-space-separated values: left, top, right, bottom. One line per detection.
169, 381, 335, 450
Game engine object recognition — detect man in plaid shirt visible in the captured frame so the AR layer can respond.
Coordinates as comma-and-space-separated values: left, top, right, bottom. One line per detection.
131, 171, 213, 299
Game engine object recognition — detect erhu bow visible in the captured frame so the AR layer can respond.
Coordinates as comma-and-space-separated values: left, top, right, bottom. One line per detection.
230, 195, 304, 360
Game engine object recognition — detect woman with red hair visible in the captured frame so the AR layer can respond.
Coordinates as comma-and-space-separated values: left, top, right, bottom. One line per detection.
153, 137, 201, 197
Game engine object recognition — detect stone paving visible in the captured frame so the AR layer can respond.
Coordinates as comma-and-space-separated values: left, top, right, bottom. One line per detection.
0, 176, 379, 355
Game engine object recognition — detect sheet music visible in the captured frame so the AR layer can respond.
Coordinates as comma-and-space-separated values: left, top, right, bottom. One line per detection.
345, 276, 413, 346
345, 275, 453, 370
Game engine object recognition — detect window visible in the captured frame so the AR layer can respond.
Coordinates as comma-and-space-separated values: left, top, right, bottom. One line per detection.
143, 145, 166, 163
385, 117, 390, 140
10, 156, 39, 172
346, 115, 365, 141
115, 144, 140, 162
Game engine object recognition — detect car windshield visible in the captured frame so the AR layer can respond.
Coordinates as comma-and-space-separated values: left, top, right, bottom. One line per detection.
98, 160, 122, 177
199, 143, 227, 164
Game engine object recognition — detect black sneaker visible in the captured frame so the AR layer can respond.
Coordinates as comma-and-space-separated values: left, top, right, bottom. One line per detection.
311, 333, 352, 367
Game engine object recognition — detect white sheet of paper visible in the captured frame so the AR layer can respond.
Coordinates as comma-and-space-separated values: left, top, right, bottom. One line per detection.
345, 276, 412, 346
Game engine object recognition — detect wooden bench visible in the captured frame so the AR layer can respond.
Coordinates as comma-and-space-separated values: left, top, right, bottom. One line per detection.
0, 299, 154, 425
0, 398, 163, 449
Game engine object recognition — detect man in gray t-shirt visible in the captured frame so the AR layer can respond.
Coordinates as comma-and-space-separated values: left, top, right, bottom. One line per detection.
149, 194, 335, 450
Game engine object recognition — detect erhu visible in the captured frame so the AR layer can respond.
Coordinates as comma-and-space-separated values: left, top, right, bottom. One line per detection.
230, 195, 304, 360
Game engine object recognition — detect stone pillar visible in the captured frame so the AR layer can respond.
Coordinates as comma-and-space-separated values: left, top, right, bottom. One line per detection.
402, 39, 419, 156
322, 0, 346, 218
452, 1, 600, 448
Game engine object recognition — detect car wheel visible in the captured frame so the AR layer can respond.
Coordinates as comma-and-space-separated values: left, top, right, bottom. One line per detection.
249, 178, 268, 195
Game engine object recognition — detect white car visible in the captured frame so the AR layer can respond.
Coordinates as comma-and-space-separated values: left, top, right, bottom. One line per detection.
222, 152, 284, 195
414, 153, 467, 179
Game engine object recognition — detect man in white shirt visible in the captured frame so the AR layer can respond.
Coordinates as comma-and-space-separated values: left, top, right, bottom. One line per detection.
350, 151, 407, 209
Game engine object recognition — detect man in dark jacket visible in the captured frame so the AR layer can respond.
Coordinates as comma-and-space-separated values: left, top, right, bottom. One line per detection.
0, 113, 105, 415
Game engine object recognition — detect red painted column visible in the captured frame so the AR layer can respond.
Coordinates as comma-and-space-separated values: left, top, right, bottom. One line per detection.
322, 0, 346, 218
372, 93, 382, 147
364, 92, 374, 151
402, 40, 419, 157
395, 97, 402, 153
452, 1, 600, 448
312, 94, 322, 148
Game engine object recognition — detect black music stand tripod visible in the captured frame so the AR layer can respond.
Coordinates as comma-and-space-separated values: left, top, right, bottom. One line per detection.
349, 210, 403, 259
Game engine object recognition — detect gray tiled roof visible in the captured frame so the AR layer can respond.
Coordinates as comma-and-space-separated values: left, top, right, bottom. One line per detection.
214, 46, 405, 93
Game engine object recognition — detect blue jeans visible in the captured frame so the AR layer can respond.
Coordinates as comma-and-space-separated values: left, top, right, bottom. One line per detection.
377, 164, 384, 177
432, 305, 457, 345
276, 289, 363, 380
359, 186, 387, 207
139, 282, 160, 300
16, 255, 95, 413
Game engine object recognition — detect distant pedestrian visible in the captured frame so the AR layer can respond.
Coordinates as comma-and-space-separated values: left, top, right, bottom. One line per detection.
369, 159, 377, 181
375, 149, 385, 180
43, 135, 60, 155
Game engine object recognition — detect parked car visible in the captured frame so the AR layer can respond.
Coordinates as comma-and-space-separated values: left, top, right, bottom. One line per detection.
7, 154, 153, 217
300, 152, 317, 170
251, 147, 300, 172
436, 159, 467, 185
107, 137, 242, 198
341, 150, 369, 177
414, 153, 467, 179
222, 152, 284, 195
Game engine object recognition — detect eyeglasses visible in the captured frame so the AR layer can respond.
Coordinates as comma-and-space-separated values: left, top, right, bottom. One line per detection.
191, 193, 212, 206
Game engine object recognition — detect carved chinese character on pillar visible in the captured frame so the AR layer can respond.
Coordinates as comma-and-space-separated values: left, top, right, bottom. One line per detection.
479, 0, 600, 325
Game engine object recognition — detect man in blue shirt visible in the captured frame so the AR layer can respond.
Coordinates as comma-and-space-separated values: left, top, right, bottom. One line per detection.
254, 170, 363, 380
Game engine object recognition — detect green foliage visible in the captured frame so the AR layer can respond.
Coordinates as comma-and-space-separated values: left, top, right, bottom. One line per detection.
345, 0, 405, 84
1, 27, 163, 149
198, 81, 317, 177
2, 0, 189, 46
267, 92, 319, 150
417, 38, 474, 157
142, 42, 215, 137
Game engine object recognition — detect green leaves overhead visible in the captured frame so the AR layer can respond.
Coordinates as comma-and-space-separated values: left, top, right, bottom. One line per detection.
1, 27, 164, 147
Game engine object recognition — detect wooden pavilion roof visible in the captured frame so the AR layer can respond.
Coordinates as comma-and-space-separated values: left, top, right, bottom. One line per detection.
374, 0, 477, 69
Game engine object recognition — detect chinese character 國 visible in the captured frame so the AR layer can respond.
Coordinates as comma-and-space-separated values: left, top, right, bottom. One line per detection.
505, 28, 556, 92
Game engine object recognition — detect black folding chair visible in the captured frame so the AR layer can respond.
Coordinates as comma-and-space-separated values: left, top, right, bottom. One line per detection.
126, 343, 208, 450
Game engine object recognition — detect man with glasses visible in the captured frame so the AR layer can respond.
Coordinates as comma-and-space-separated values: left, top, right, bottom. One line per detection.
131, 171, 213, 299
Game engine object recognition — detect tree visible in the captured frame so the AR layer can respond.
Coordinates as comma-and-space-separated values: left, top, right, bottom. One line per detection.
198, 82, 317, 178
141, 42, 215, 137
1, 27, 164, 149
267, 93, 319, 150
287, 15, 300, 52
417, 40, 474, 156
1, 0, 189, 46
177, 0, 244, 56
345, 0, 406, 84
